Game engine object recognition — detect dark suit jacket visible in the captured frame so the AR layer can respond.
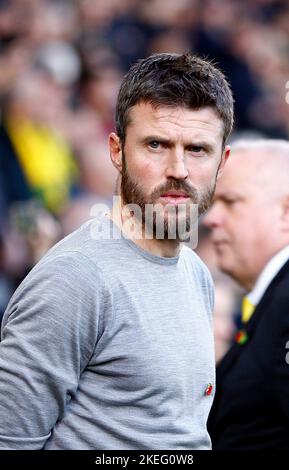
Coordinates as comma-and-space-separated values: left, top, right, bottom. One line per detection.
208, 259, 289, 449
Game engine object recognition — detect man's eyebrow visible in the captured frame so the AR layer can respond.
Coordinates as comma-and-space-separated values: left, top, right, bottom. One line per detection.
185, 141, 215, 152
140, 135, 171, 145
139, 136, 216, 151
214, 192, 242, 202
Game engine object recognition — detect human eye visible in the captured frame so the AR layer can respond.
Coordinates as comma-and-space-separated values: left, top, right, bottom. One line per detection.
223, 197, 237, 206
148, 140, 161, 150
187, 145, 205, 155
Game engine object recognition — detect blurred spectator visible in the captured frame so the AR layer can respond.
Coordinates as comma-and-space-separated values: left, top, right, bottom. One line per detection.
79, 61, 122, 134
0, 68, 78, 214
0, 232, 14, 321
205, 139, 289, 449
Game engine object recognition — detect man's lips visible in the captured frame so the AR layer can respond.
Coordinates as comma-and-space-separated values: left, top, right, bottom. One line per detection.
212, 239, 230, 249
212, 236, 229, 244
159, 192, 190, 205
161, 191, 189, 197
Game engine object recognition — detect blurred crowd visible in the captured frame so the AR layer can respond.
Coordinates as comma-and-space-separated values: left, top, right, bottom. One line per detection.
0, 0, 289, 360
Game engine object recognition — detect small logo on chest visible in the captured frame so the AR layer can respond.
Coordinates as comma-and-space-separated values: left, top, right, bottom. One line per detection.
204, 383, 213, 396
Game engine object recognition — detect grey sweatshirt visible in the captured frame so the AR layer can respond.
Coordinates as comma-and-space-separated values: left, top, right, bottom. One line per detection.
0, 215, 215, 450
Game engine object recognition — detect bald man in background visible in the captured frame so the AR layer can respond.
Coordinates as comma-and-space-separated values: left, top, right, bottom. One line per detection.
204, 139, 289, 449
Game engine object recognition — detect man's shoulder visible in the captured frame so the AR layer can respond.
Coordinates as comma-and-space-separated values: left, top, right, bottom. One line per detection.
264, 260, 289, 316
181, 245, 213, 281
181, 245, 215, 314
9, 218, 119, 301
41, 218, 123, 270
263, 259, 289, 306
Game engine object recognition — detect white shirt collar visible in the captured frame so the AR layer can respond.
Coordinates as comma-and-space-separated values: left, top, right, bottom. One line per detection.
247, 245, 289, 306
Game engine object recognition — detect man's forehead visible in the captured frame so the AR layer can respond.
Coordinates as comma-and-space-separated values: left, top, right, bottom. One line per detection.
127, 102, 224, 137
216, 161, 251, 192
215, 157, 263, 199
214, 185, 243, 199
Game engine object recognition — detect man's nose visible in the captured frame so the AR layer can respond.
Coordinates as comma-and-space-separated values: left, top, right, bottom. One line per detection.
203, 202, 223, 229
165, 150, 189, 180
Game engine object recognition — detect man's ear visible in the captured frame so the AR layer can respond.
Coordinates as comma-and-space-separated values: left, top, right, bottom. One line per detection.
109, 133, 123, 173
217, 145, 230, 180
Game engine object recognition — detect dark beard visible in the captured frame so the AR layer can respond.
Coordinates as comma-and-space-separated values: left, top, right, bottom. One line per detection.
120, 151, 216, 240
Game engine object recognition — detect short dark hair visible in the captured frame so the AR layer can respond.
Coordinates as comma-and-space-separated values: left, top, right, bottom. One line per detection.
115, 52, 234, 146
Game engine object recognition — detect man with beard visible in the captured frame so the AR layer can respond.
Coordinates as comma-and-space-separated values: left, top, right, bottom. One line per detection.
204, 139, 289, 449
0, 53, 233, 450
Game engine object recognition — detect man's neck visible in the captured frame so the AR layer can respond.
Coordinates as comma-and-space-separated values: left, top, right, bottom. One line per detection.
108, 199, 182, 258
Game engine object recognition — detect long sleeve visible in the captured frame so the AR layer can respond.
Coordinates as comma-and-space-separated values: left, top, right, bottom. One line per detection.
0, 251, 102, 449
